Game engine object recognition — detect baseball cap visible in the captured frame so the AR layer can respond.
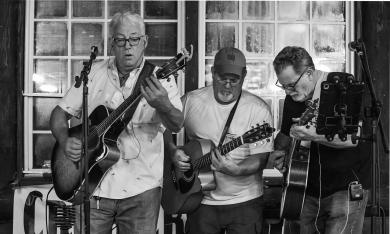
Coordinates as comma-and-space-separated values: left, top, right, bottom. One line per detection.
213, 47, 246, 76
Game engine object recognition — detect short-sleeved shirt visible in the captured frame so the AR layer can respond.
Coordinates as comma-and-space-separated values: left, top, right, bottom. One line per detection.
182, 86, 274, 205
58, 58, 182, 199
280, 70, 371, 198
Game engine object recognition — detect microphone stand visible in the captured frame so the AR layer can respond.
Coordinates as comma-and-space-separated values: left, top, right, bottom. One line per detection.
74, 46, 98, 234
351, 40, 389, 234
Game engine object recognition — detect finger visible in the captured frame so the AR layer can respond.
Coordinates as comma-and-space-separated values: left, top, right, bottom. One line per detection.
145, 77, 159, 93
179, 154, 190, 162
149, 76, 164, 90
210, 164, 216, 171
292, 117, 300, 123
213, 149, 222, 161
178, 162, 191, 171
140, 85, 151, 101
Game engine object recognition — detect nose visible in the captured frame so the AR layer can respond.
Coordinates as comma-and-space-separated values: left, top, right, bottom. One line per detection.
124, 40, 132, 50
224, 81, 232, 88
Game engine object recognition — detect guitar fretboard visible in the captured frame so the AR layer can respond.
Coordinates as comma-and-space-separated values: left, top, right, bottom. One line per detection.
192, 137, 243, 170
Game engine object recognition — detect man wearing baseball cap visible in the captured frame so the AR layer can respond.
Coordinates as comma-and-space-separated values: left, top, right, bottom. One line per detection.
166, 47, 274, 233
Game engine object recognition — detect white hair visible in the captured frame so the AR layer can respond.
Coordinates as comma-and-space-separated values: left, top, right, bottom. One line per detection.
109, 12, 145, 36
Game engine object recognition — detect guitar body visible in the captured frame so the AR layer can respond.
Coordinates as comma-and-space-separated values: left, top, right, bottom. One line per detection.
280, 141, 310, 220
280, 99, 318, 220
51, 105, 123, 204
162, 139, 216, 214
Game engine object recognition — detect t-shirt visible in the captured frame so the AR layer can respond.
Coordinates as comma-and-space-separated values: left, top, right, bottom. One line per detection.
58, 58, 182, 199
182, 86, 274, 205
280, 70, 371, 198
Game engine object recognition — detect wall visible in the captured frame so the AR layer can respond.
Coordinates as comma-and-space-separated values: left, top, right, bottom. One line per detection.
0, 0, 23, 233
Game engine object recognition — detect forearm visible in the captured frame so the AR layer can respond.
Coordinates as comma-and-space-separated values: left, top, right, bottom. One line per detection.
50, 106, 71, 145
158, 104, 184, 133
232, 153, 268, 176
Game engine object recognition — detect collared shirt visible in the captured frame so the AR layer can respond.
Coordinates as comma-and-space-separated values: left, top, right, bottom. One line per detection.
58, 57, 182, 199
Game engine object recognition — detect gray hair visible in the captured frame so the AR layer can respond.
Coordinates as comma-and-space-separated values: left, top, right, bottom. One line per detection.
109, 12, 145, 37
273, 46, 315, 75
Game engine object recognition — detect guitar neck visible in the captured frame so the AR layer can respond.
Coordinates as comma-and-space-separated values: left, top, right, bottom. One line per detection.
192, 137, 243, 170
92, 93, 142, 137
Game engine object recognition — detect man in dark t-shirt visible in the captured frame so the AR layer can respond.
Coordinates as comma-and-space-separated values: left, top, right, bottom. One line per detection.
270, 46, 370, 234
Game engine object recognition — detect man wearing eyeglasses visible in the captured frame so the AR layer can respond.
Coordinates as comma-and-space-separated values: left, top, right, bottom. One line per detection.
166, 47, 274, 234
270, 46, 369, 233
50, 12, 183, 234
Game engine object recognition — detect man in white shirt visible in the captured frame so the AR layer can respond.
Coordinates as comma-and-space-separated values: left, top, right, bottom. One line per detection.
50, 12, 183, 234
167, 47, 274, 234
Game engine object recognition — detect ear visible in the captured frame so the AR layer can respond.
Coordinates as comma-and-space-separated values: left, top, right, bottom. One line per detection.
143, 35, 148, 49
242, 68, 247, 79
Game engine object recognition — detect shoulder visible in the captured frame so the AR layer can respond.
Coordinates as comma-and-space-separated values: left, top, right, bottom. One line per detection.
184, 86, 212, 102
240, 90, 271, 113
89, 59, 110, 81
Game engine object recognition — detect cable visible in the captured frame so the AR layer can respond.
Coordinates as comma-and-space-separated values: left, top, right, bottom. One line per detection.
45, 186, 55, 234
339, 183, 352, 233
314, 144, 322, 234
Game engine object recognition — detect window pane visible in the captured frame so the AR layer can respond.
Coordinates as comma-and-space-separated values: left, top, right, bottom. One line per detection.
33, 59, 68, 94
71, 59, 103, 86
243, 60, 273, 93
35, 0, 68, 18
33, 97, 61, 130
35, 22, 67, 56
314, 59, 346, 72
72, 0, 103, 18
144, 1, 177, 19
206, 1, 238, 20
277, 24, 309, 52
313, 25, 345, 58
243, 1, 274, 20
206, 23, 237, 56
108, 1, 141, 17
145, 23, 177, 56
312, 1, 345, 21
71, 23, 104, 56
278, 1, 309, 21
243, 23, 274, 56
205, 59, 214, 87
33, 134, 56, 169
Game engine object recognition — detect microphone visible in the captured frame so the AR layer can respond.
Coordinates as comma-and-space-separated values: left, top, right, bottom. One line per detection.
348, 40, 363, 52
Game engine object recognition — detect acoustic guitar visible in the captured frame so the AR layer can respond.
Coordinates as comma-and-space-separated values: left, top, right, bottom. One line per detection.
280, 99, 318, 220
51, 49, 192, 204
162, 123, 275, 214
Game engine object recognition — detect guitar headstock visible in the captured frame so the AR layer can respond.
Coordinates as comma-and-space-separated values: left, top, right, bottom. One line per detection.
156, 45, 193, 80
242, 123, 275, 144
298, 99, 319, 126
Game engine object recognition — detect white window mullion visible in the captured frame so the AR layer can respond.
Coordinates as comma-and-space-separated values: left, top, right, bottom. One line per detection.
198, 1, 206, 88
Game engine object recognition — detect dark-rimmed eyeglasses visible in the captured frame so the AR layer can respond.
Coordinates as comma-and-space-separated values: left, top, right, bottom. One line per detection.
113, 35, 145, 47
275, 67, 309, 91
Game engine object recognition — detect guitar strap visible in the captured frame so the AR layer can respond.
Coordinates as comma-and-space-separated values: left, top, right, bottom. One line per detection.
217, 92, 242, 147
121, 60, 156, 126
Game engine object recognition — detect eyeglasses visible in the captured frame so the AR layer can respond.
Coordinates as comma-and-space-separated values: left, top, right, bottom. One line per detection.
215, 74, 242, 86
113, 35, 145, 47
275, 67, 309, 91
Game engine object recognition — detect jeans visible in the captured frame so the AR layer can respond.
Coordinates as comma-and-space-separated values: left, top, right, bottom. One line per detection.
284, 189, 369, 234
74, 187, 161, 234
186, 196, 264, 234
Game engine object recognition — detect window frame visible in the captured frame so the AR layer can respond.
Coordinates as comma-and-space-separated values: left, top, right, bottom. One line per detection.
23, 0, 185, 174
198, 1, 355, 130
